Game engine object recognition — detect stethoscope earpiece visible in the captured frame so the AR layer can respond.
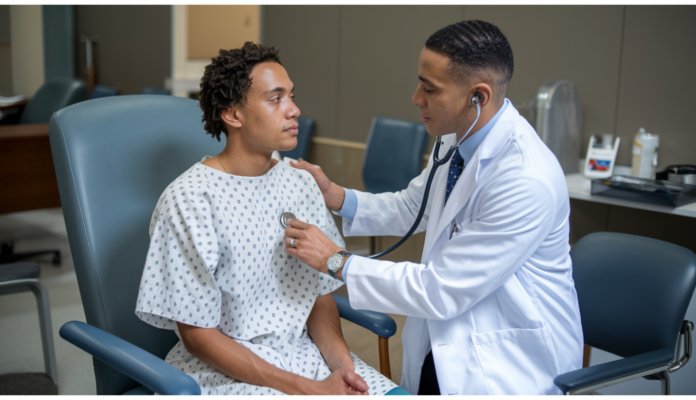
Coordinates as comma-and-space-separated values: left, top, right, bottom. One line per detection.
471, 93, 482, 106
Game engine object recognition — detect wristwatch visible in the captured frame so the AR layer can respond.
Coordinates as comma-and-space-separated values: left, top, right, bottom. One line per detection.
327, 250, 351, 279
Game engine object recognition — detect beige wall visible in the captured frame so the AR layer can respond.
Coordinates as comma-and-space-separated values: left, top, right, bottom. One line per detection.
614, 6, 696, 167
10, 5, 44, 97
187, 5, 260, 60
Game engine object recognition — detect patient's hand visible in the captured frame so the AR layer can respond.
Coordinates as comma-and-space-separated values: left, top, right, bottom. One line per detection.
290, 158, 346, 212
311, 369, 369, 395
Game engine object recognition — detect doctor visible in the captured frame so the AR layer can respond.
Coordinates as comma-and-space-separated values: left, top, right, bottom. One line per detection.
285, 20, 583, 395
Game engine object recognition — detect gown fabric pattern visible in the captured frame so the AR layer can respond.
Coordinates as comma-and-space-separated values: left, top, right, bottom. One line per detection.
135, 158, 396, 395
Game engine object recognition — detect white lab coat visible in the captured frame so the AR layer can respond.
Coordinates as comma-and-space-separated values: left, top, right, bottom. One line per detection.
342, 103, 583, 395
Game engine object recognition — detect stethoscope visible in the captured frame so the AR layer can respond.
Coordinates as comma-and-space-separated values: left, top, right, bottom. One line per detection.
280, 94, 483, 259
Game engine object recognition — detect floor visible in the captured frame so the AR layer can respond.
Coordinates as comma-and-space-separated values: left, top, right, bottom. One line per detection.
0, 208, 406, 395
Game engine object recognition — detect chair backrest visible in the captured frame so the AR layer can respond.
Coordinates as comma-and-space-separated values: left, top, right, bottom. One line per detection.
279, 116, 314, 160
362, 117, 428, 194
140, 86, 171, 95
89, 84, 120, 100
572, 232, 696, 358
49, 95, 224, 394
20, 78, 86, 124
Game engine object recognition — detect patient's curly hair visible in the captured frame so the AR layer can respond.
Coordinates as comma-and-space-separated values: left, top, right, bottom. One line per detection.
199, 42, 281, 141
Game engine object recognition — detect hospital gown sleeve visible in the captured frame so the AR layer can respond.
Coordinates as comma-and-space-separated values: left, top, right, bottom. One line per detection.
135, 190, 222, 330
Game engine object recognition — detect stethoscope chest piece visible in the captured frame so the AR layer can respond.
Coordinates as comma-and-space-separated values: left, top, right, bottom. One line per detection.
279, 212, 297, 229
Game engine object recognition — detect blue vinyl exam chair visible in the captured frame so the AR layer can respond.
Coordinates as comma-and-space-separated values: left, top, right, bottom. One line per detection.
19, 78, 86, 124
49, 95, 406, 395
554, 232, 696, 394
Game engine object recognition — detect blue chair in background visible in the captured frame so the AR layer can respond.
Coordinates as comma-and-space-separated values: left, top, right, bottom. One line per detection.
554, 232, 696, 395
362, 117, 428, 253
278, 116, 314, 161
140, 86, 171, 95
362, 117, 428, 194
0, 78, 86, 125
88, 85, 119, 100
49, 95, 404, 395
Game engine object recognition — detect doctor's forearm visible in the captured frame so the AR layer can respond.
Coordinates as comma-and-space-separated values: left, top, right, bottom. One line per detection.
306, 294, 354, 372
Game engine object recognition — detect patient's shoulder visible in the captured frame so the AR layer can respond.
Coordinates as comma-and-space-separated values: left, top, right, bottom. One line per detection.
150, 163, 216, 220
278, 160, 320, 191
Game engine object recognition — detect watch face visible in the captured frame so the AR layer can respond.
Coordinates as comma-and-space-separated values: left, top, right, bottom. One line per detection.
327, 254, 343, 272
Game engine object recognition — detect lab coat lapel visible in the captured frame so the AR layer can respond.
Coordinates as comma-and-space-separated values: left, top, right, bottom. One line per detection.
426, 102, 521, 258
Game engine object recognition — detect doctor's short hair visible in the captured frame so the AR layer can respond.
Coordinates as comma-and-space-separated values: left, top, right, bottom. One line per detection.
199, 42, 281, 141
426, 20, 514, 95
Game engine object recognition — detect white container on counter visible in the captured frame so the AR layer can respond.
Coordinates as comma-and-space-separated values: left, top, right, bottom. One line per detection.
631, 127, 659, 179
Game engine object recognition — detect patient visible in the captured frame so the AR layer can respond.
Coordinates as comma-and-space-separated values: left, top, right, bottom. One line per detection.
134, 42, 396, 395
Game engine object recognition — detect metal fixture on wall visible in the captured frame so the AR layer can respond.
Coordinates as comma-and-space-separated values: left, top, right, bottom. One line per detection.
534, 80, 582, 174
80, 35, 98, 95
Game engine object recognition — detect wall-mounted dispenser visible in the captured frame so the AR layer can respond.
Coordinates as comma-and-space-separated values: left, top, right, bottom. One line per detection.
534, 80, 582, 174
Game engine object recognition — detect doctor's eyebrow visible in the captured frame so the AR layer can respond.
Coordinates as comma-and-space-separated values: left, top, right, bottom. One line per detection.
418, 76, 434, 85
264, 86, 295, 95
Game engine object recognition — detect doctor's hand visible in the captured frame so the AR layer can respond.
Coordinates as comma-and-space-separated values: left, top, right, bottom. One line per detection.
285, 219, 341, 274
289, 158, 346, 212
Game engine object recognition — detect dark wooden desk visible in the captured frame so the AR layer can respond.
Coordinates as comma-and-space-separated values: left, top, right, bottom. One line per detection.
0, 123, 61, 214
0, 99, 29, 112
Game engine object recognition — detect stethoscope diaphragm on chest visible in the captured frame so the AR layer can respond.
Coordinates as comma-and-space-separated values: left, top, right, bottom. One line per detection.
279, 212, 297, 229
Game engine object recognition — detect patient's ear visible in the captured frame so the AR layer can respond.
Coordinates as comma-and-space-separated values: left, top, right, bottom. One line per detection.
221, 107, 242, 129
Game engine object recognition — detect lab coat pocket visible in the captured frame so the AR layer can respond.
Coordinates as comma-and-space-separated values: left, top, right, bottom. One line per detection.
471, 326, 560, 395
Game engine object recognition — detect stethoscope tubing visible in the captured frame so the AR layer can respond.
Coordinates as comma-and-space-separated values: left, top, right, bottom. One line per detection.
366, 102, 481, 259
367, 140, 455, 259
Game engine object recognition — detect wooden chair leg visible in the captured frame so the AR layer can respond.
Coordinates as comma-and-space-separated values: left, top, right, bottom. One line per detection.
378, 336, 391, 379
583, 344, 591, 368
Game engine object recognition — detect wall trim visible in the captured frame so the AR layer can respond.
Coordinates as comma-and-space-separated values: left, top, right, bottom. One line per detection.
311, 136, 431, 163
311, 136, 366, 150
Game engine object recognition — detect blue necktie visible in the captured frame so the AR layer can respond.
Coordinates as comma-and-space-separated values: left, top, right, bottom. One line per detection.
445, 150, 464, 204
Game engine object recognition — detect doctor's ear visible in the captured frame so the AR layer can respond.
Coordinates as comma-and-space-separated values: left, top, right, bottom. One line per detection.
221, 107, 243, 129
471, 84, 493, 108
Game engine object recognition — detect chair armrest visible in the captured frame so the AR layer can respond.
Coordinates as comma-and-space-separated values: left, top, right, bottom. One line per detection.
553, 347, 674, 394
333, 294, 397, 337
60, 321, 200, 395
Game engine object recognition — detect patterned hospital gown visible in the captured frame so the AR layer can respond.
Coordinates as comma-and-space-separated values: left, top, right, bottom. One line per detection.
135, 158, 396, 395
